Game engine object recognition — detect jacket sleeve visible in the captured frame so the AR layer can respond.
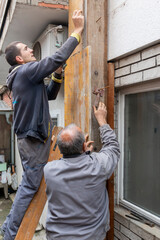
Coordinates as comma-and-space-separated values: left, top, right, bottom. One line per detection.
24, 36, 79, 84
46, 80, 61, 100
95, 124, 120, 179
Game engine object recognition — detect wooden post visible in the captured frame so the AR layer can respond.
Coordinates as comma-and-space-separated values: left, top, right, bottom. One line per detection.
106, 62, 115, 240
66, 1, 115, 240
68, 1, 83, 55
85, 0, 108, 150
66, 0, 108, 146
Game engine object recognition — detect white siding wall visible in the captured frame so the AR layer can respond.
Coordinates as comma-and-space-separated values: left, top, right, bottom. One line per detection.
108, 0, 160, 60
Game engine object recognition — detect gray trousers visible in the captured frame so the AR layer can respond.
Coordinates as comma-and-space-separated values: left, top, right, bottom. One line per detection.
3, 134, 51, 240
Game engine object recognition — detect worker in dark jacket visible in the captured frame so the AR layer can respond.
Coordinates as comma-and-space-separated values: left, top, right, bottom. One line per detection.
1, 10, 84, 240
44, 102, 120, 240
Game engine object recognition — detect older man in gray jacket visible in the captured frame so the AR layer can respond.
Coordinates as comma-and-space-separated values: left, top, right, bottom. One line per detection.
44, 102, 120, 240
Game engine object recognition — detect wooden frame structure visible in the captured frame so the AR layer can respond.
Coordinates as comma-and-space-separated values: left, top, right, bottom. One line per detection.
15, 1, 115, 239
65, 1, 115, 240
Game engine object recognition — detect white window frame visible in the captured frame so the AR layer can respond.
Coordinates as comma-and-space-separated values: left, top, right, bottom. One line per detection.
118, 80, 160, 225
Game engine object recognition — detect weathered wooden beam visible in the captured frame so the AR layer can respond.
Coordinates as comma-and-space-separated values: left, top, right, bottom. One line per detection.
15, 127, 62, 240
106, 62, 115, 240
65, 1, 114, 240
85, 0, 108, 150
65, 46, 91, 134
68, 0, 83, 55
66, 0, 108, 148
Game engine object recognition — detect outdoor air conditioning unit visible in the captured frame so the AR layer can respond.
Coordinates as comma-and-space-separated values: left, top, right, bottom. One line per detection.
33, 24, 68, 60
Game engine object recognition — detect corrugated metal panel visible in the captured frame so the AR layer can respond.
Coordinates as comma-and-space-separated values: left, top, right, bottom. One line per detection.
0, 100, 12, 111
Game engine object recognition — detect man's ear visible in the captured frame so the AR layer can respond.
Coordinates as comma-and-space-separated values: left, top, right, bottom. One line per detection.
15, 55, 24, 64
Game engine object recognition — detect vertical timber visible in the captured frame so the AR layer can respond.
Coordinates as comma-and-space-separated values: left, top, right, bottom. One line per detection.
65, 46, 91, 134
68, 0, 83, 54
106, 62, 115, 240
85, 0, 108, 150
65, 1, 114, 240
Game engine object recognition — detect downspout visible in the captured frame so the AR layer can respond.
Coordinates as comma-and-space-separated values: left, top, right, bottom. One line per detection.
5, 112, 14, 167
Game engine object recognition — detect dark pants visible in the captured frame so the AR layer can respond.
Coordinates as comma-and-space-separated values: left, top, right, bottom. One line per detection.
3, 134, 51, 240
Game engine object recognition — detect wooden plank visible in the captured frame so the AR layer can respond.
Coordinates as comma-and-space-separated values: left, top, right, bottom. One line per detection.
15, 126, 62, 240
106, 62, 115, 240
65, 46, 91, 134
66, 1, 113, 239
68, 0, 83, 55
85, 0, 108, 151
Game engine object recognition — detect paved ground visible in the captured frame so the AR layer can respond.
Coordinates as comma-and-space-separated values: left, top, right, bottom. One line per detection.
0, 189, 47, 240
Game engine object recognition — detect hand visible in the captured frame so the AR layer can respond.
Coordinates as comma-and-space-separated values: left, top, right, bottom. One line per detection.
93, 102, 107, 126
72, 10, 84, 35
84, 134, 94, 152
55, 66, 63, 74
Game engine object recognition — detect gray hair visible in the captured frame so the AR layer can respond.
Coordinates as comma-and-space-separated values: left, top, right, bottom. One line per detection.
57, 124, 85, 155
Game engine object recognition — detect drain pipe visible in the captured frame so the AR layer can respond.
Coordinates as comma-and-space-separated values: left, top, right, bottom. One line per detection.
5, 112, 14, 167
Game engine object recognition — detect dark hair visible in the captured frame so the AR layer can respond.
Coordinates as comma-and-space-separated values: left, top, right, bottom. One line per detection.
5, 41, 21, 66
57, 124, 85, 156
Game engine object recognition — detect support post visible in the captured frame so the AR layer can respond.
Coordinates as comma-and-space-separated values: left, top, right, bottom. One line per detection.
65, 1, 115, 240
106, 62, 115, 240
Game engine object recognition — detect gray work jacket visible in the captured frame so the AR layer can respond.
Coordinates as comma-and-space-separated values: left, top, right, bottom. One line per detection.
44, 124, 120, 240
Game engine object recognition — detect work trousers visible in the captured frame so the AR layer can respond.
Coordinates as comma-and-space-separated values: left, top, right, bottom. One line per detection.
3, 134, 51, 240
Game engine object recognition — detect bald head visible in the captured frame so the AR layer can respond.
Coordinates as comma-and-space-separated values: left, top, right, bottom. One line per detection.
57, 124, 85, 156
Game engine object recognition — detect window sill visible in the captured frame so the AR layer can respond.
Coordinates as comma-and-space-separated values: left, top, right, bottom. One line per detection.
114, 205, 160, 240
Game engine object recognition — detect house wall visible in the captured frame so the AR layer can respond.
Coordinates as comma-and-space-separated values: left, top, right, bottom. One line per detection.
114, 44, 160, 88
113, 43, 160, 240
108, 0, 160, 60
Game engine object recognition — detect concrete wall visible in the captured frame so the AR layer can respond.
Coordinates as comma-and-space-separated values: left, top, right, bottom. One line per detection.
108, 0, 160, 60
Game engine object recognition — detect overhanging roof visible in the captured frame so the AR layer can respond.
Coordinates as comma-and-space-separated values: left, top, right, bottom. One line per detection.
1, 2, 68, 52
0, 2, 68, 85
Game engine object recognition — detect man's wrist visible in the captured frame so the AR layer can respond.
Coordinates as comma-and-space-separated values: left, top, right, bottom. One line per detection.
53, 72, 62, 79
98, 120, 107, 127
71, 32, 81, 43
51, 73, 63, 84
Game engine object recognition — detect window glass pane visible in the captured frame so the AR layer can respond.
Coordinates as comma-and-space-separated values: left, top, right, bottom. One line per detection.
124, 90, 160, 217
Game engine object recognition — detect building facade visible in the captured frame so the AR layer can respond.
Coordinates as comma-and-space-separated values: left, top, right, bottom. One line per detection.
108, 0, 160, 239
0, 0, 160, 239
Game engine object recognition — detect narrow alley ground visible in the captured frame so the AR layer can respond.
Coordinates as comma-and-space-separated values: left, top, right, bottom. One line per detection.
0, 189, 46, 240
